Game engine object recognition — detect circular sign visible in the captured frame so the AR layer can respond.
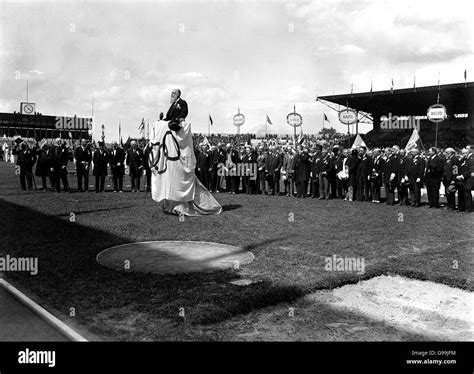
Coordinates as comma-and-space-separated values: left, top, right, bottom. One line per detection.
23, 104, 34, 114
233, 113, 245, 127
338, 109, 357, 125
287, 112, 302, 127
427, 104, 447, 123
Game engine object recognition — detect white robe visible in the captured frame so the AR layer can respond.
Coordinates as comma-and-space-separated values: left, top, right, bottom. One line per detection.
150, 120, 222, 216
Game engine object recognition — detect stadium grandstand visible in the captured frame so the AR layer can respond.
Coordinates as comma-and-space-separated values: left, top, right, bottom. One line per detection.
317, 81, 474, 149
0, 105, 92, 141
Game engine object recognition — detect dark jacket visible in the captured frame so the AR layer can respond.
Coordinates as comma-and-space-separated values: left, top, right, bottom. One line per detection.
165, 98, 188, 131
35, 147, 50, 177
109, 147, 126, 174
347, 155, 360, 187
442, 155, 460, 184
406, 155, 426, 182
93, 149, 109, 176
126, 148, 144, 175
294, 151, 310, 182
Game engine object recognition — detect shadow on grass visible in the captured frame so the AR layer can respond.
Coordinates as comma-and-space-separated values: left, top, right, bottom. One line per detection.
222, 204, 242, 211
0, 198, 303, 339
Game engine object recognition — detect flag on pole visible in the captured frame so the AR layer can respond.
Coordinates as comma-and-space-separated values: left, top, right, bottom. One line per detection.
266, 114, 273, 125
351, 133, 367, 149
202, 136, 210, 146
464, 69, 467, 85
138, 118, 145, 137
209, 114, 213, 126
297, 127, 305, 145
390, 78, 394, 94
405, 128, 424, 152
324, 113, 330, 123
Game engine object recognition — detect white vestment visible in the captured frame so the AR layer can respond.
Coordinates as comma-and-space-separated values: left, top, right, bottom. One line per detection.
150, 120, 222, 216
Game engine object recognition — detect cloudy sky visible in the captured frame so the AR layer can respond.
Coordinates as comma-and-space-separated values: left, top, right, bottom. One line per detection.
1, 0, 473, 139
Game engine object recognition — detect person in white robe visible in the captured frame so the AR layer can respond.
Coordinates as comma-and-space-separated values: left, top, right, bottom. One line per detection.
149, 119, 222, 216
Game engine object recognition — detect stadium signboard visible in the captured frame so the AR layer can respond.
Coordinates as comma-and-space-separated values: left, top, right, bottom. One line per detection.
338, 109, 357, 125
427, 104, 447, 123
233, 113, 245, 126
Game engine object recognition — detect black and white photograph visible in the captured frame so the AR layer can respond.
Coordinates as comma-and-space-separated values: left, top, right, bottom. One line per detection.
0, 0, 473, 371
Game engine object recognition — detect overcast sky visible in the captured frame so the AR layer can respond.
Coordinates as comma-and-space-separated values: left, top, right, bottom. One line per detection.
1, 0, 473, 139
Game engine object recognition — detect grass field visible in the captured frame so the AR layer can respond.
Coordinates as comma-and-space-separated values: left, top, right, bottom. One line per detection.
0, 161, 472, 341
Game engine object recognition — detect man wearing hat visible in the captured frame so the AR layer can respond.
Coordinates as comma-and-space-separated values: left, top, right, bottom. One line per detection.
74, 139, 92, 192
13, 141, 36, 191
164, 89, 188, 131
196, 143, 211, 189
442, 148, 460, 210
50, 139, 70, 192
93, 141, 109, 192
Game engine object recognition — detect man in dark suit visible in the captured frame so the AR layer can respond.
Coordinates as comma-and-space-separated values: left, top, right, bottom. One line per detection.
164, 89, 188, 131
370, 148, 384, 203
396, 149, 410, 205
257, 146, 267, 194
318, 148, 333, 199
442, 148, 460, 210
126, 140, 144, 192
383, 147, 398, 205
143, 142, 153, 193
93, 141, 109, 193
109, 141, 125, 192
406, 148, 425, 207
74, 139, 92, 192
356, 146, 372, 201
424, 147, 444, 208
13, 142, 36, 191
309, 147, 321, 198
294, 145, 310, 198
196, 144, 211, 189
50, 139, 70, 192
211, 143, 226, 192
346, 148, 360, 202
265, 145, 281, 196
456, 148, 474, 212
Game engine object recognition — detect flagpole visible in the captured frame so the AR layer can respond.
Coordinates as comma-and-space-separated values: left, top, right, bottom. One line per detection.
208, 114, 210, 137
293, 105, 297, 145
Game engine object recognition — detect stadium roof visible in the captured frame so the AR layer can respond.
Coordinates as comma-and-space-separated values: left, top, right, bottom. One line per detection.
317, 82, 474, 116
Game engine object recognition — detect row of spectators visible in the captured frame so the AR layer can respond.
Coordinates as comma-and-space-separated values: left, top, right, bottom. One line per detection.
3, 135, 473, 212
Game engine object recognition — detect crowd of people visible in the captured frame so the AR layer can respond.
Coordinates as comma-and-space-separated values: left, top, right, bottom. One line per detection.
193, 140, 474, 213
2, 136, 473, 213
2, 138, 153, 194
